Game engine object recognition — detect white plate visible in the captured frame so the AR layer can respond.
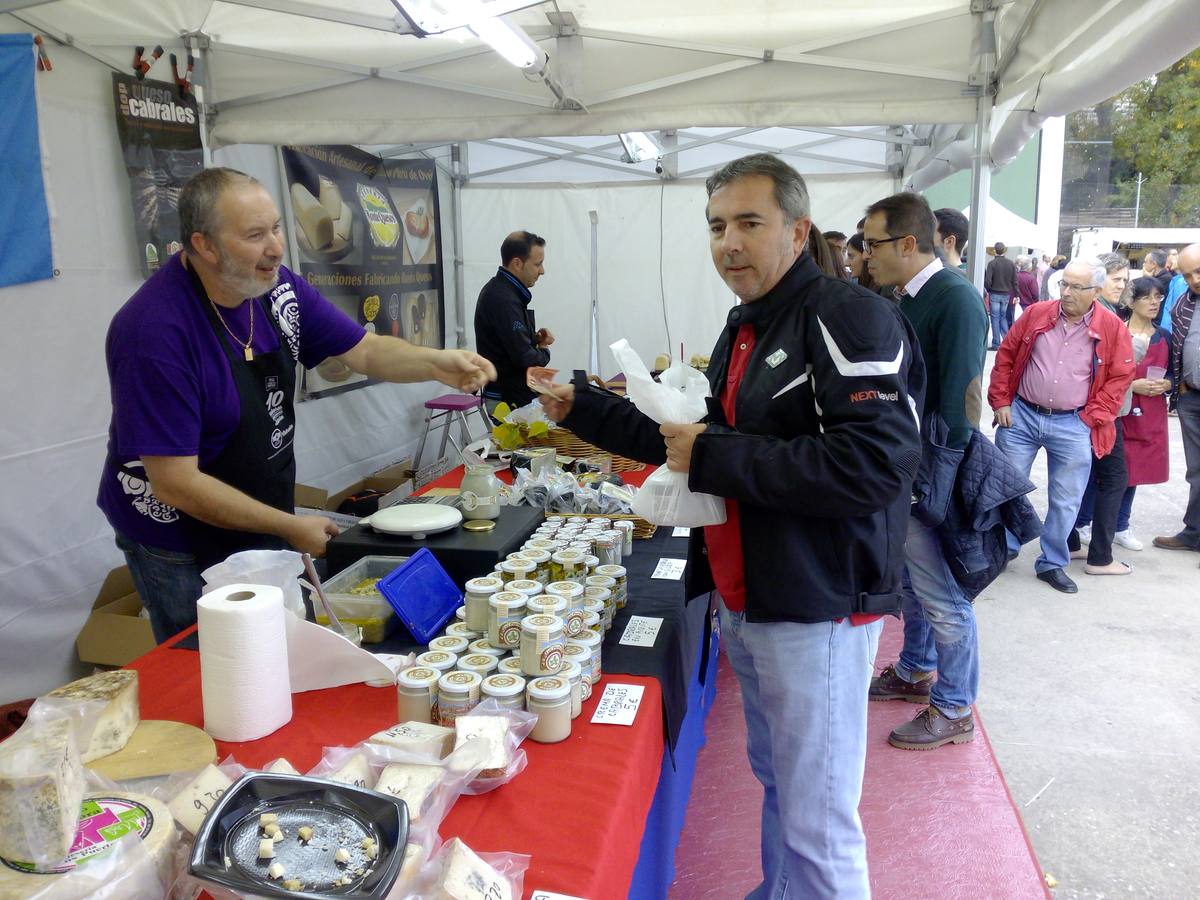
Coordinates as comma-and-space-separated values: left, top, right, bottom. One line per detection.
363, 503, 462, 539
402, 195, 434, 264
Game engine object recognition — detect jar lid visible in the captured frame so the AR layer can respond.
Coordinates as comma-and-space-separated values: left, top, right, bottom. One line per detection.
583, 611, 600, 628
526, 675, 570, 701
568, 631, 601, 649
545, 580, 584, 599
416, 650, 457, 670
583, 587, 611, 602
455, 607, 466, 620
458, 654, 499, 671
497, 657, 525, 674
562, 643, 588, 660
525, 539, 556, 551
582, 555, 599, 568
521, 613, 564, 635
557, 659, 582, 683
468, 638, 505, 657
488, 592, 528, 610
463, 519, 497, 533
593, 535, 617, 547
445, 623, 481, 639
518, 548, 550, 562
545, 515, 564, 523
397, 666, 441, 687
613, 519, 634, 529
438, 670, 482, 692
527, 595, 567, 615
500, 559, 535, 573
594, 565, 626, 578
507, 579, 543, 596
429, 635, 469, 654
583, 598, 604, 614
465, 576, 504, 593
566, 516, 589, 524
481, 673, 526, 697
586, 575, 616, 588
552, 549, 584, 563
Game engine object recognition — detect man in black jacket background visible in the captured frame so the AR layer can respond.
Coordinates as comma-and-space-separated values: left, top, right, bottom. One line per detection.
540, 154, 924, 899
473, 230, 554, 409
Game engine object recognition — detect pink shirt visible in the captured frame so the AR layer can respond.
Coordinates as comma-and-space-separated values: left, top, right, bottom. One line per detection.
1017, 305, 1095, 410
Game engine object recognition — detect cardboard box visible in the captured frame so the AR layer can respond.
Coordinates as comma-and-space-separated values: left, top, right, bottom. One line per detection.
295, 456, 414, 513
76, 566, 156, 666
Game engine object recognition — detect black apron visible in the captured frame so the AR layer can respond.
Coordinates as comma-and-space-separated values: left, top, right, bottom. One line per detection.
183, 269, 298, 570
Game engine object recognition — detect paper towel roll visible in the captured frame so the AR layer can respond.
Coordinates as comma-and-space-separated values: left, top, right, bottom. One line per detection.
198, 583, 292, 742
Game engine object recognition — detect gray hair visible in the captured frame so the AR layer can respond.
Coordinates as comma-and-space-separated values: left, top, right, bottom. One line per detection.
1097, 251, 1129, 274
178, 167, 262, 250
1069, 256, 1108, 288
1144, 249, 1167, 268
1016, 254, 1032, 271
705, 153, 810, 221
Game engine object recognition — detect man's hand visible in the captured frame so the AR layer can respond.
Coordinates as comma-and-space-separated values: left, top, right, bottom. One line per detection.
539, 383, 575, 422
993, 406, 1013, 428
586, 373, 607, 390
536, 328, 555, 348
285, 514, 339, 557
431, 349, 497, 393
661, 423, 706, 472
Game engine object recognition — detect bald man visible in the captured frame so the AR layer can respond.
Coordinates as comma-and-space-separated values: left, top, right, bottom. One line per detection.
1154, 243, 1200, 552
474, 230, 554, 409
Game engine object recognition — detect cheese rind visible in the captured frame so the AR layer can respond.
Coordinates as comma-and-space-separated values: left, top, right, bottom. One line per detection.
0, 717, 86, 865
432, 838, 512, 900
368, 721, 455, 759
167, 763, 233, 836
44, 670, 139, 763
372, 763, 443, 822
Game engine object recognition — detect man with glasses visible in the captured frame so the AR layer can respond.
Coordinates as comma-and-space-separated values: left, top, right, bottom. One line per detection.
862, 192, 989, 750
987, 258, 1135, 593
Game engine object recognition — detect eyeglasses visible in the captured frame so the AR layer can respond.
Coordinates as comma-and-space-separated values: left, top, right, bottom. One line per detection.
1060, 282, 1099, 293
862, 236, 907, 254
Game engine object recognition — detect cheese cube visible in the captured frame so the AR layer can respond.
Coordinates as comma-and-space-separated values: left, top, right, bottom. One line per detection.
372, 763, 442, 822
0, 718, 86, 865
44, 670, 139, 763
432, 838, 512, 900
368, 721, 455, 759
328, 753, 371, 788
453, 717, 510, 777
168, 763, 233, 836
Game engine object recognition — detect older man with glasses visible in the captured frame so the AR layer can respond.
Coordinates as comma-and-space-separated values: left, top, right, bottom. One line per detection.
987, 258, 1136, 593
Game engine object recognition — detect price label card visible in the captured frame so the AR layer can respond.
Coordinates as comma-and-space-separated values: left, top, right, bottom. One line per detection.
671, 526, 691, 538
619, 615, 664, 647
651, 557, 687, 580
590, 683, 645, 726
530, 892, 587, 900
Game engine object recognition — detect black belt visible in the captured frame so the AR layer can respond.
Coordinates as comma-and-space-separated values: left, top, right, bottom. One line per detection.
1018, 396, 1082, 416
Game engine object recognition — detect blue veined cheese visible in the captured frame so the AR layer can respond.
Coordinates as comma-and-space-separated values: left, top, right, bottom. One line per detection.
432, 838, 512, 900
371, 763, 442, 822
0, 717, 86, 866
367, 721, 455, 759
44, 670, 139, 763
167, 763, 232, 836
452, 716, 510, 778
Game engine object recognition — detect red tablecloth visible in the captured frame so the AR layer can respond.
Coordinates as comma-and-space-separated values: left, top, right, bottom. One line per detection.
129, 639, 664, 899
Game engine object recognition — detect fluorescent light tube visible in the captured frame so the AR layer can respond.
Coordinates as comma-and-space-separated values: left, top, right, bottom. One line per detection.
618, 132, 662, 163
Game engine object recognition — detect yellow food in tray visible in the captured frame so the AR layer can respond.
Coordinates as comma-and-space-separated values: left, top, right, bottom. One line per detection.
349, 577, 382, 596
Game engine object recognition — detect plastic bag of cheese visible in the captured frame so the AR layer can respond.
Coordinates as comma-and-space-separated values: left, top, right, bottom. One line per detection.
342, 740, 485, 832
451, 701, 537, 796
399, 836, 529, 900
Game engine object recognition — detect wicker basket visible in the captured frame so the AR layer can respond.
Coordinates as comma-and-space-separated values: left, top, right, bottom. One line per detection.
546, 511, 657, 540
526, 425, 646, 474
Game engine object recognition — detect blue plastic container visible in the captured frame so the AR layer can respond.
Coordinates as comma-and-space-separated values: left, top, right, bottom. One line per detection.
377, 548, 463, 643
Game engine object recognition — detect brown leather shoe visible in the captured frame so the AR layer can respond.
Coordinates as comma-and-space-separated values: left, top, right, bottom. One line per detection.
888, 706, 975, 750
1152, 534, 1200, 551
869, 665, 933, 703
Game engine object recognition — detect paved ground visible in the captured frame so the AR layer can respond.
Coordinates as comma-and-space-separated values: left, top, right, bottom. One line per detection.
975, 361, 1199, 899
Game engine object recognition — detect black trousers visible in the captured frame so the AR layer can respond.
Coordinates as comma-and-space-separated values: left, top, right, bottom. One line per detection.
1070, 421, 1128, 566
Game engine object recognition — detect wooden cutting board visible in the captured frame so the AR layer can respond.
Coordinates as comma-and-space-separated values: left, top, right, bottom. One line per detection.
86, 720, 216, 780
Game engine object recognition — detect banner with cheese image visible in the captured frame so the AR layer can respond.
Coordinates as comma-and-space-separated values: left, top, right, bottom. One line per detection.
280, 146, 445, 400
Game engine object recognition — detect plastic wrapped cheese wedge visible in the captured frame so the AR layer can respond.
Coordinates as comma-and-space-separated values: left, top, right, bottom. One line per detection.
43, 670, 139, 763
0, 717, 85, 867
0, 792, 177, 900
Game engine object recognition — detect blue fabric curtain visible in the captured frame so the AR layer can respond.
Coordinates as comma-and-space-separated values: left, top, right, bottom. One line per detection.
0, 34, 54, 289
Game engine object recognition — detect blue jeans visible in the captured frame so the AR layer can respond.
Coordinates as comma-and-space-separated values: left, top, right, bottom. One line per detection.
896, 518, 979, 714
994, 398, 1094, 572
718, 597, 882, 900
114, 531, 206, 643
988, 292, 1011, 347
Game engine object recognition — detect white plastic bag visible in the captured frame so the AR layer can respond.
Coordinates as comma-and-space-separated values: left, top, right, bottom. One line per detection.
610, 339, 727, 527
201, 549, 305, 618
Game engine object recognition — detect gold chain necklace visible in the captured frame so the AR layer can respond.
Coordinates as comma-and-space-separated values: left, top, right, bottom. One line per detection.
210, 299, 255, 361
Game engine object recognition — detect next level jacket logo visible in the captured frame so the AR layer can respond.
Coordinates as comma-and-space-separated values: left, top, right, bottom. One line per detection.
850, 389, 900, 402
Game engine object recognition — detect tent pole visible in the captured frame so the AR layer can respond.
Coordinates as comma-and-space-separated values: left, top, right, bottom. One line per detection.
189, 33, 215, 167
965, 7, 997, 292
588, 210, 600, 375
451, 143, 468, 349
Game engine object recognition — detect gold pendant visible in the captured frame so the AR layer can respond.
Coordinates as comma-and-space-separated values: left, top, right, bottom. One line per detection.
244, 347, 254, 362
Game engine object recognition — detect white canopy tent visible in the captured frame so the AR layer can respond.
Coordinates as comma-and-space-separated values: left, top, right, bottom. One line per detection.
2, 0, 1198, 702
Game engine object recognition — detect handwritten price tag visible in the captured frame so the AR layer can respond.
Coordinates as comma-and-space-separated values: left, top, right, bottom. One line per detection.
651, 558, 687, 580
590, 683, 645, 726
671, 526, 691, 538
619, 615, 664, 647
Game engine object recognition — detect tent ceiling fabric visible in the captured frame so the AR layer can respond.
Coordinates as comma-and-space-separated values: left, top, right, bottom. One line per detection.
12, 0, 1200, 186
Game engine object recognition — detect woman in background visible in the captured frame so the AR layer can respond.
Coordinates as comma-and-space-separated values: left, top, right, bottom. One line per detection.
846, 232, 880, 293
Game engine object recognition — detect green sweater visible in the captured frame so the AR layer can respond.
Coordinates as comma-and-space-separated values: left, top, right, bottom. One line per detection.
899, 268, 989, 449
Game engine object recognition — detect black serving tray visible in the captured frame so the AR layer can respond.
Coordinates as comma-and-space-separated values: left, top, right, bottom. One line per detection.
188, 773, 408, 899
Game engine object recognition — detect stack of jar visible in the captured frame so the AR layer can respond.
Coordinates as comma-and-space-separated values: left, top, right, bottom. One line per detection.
394, 564, 610, 744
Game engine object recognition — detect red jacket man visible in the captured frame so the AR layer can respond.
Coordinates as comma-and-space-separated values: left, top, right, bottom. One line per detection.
989, 298, 1134, 459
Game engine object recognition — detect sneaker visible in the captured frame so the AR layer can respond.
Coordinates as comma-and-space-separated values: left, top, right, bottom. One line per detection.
1114, 529, 1143, 551
1077, 524, 1092, 544
869, 665, 933, 703
888, 706, 975, 750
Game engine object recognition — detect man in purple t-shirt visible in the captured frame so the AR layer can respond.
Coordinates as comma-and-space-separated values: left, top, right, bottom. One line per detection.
98, 167, 495, 641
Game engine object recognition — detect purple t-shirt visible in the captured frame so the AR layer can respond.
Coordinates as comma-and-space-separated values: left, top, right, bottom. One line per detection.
97, 254, 366, 551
